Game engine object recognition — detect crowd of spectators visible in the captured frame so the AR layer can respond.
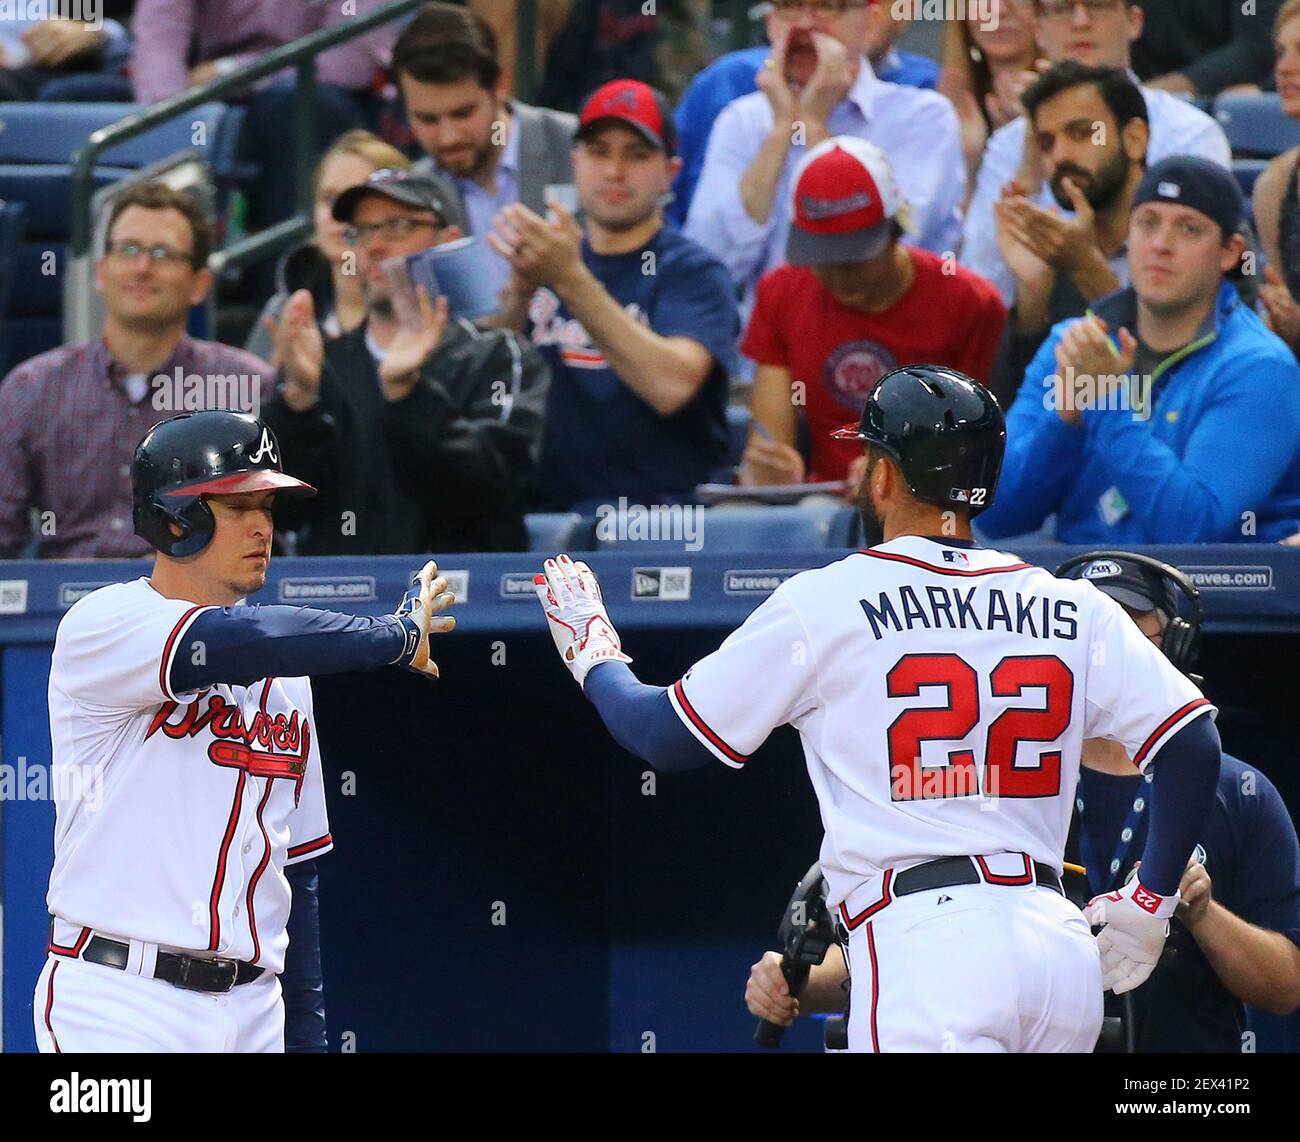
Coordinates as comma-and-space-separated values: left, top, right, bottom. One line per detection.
2, 0, 1300, 557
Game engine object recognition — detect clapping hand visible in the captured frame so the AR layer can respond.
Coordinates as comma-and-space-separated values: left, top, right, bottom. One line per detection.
378, 286, 449, 400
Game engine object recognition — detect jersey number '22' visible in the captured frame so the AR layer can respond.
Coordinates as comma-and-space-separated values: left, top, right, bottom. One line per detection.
886, 653, 1072, 801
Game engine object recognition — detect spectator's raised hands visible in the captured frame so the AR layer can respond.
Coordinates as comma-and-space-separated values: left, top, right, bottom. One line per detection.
756, 26, 799, 124
488, 201, 584, 291
1260, 263, 1300, 348
1052, 315, 1138, 425
998, 179, 1098, 273
269, 290, 324, 413
994, 182, 1055, 296
799, 32, 854, 131
377, 286, 449, 400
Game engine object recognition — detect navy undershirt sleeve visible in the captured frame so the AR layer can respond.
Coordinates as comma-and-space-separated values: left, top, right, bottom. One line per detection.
283, 860, 327, 1052
171, 605, 407, 692
1138, 714, 1222, 896
583, 661, 716, 773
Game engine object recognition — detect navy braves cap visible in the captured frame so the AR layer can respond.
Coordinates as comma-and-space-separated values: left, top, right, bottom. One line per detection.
1133, 155, 1244, 237
332, 168, 448, 224
1060, 555, 1179, 621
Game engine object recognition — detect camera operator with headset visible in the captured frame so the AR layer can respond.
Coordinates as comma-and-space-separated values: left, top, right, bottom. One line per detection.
746, 552, 1300, 1051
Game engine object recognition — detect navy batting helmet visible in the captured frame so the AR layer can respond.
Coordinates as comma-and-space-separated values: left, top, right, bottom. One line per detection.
132, 412, 315, 556
832, 364, 1005, 516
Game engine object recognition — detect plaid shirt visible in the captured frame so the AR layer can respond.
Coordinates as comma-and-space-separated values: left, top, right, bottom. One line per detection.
0, 336, 274, 559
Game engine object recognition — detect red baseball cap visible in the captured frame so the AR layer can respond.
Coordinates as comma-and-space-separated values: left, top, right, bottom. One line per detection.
786, 136, 911, 266
575, 79, 677, 154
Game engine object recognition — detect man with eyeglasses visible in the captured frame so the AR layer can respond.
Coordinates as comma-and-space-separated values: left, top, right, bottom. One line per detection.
669, 0, 937, 226
262, 168, 549, 555
0, 181, 274, 559
960, 0, 1230, 307
683, 0, 964, 331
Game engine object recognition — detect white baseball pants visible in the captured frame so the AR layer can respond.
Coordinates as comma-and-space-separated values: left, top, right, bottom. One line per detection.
842, 876, 1103, 1053
34, 953, 284, 1053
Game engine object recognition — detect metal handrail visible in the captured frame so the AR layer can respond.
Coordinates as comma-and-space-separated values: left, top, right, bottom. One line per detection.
69, 0, 423, 258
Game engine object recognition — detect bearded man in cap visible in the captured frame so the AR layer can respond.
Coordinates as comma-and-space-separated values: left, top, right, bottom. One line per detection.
980, 155, 1300, 544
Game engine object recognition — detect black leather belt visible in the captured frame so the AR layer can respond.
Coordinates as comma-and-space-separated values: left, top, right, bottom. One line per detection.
82, 935, 264, 993
893, 856, 1064, 898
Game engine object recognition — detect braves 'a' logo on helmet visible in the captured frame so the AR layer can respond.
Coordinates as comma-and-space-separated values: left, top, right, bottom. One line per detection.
248, 426, 278, 465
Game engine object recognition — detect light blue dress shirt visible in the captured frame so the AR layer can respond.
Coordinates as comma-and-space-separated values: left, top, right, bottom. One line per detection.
450, 115, 521, 303
959, 85, 1232, 306
682, 57, 966, 320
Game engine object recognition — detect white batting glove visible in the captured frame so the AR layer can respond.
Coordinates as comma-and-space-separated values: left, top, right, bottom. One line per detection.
533, 554, 630, 688
1083, 878, 1179, 994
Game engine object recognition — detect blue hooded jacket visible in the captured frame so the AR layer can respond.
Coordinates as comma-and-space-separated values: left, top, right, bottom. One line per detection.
979, 281, 1300, 543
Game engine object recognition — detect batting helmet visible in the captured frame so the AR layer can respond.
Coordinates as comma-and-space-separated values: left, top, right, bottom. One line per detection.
832, 364, 1005, 516
132, 412, 315, 556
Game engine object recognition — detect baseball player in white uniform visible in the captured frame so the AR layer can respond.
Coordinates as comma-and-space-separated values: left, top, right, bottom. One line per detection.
36, 411, 455, 1053
535, 365, 1222, 1052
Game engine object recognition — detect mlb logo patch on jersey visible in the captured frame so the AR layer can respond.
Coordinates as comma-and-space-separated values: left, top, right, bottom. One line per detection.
941, 550, 969, 565
1082, 560, 1123, 580
949, 487, 970, 503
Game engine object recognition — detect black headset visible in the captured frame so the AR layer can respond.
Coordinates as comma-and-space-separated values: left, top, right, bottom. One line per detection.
1053, 550, 1203, 679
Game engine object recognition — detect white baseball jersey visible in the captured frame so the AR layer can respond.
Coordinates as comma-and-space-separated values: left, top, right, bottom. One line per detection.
668, 536, 1214, 910
46, 578, 332, 975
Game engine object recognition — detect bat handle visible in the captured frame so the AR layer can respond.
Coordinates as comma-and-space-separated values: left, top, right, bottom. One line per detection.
754, 958, 808, 1049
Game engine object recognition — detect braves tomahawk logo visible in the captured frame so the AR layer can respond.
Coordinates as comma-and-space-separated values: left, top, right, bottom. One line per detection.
145, 685, 310, 802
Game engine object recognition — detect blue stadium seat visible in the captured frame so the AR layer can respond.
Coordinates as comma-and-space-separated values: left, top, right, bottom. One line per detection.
525, 512, 597, 552
725, 404, 750, 468
1232, 158, 1271, 197
0, 102, 242, 179
0, 102, 244, 374
595, 503, 859, 553
0, 165, 131, 236
1214, 93, 1300, 158
0, 199, 28, 372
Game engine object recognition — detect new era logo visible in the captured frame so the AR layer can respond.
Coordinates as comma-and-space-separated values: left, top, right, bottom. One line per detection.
1157, 180, 1181, 198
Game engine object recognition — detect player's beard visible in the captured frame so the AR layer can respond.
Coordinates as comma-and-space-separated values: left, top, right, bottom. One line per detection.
856, 462, 886, 547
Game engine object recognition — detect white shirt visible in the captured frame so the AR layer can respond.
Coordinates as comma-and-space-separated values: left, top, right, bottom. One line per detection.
667, 536, 1214, 910
683, 58, 965, 317
46, 579, 332, 974
960, 86, 1232, 305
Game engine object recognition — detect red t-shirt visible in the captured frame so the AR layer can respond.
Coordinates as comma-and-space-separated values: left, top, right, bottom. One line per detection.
740, 248, 1008, 481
